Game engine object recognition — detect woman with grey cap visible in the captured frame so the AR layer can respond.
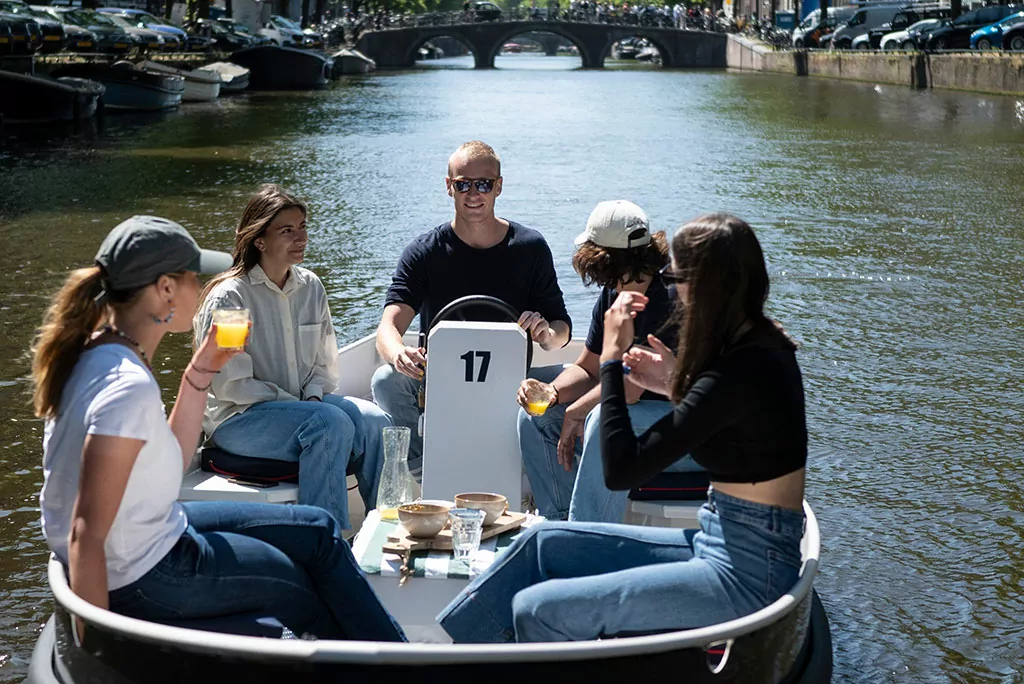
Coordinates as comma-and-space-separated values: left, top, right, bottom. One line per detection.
31, 215, 405, 641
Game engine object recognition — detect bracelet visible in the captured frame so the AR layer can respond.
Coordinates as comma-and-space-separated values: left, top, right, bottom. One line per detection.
183, 372, 212, 392
189, 363, 219, 375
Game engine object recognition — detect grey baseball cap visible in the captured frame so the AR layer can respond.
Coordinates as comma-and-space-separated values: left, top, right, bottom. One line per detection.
94, 216, 233, 300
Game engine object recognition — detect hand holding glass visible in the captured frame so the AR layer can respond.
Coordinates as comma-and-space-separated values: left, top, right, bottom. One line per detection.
448, 508, 486, 563
212, 309, 250, 350
523, 379, 556, 417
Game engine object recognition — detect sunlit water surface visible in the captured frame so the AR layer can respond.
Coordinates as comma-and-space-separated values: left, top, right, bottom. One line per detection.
1, 54, 1022, 682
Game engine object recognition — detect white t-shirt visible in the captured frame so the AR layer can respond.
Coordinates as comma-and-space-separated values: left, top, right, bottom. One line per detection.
41, 344, 187, 591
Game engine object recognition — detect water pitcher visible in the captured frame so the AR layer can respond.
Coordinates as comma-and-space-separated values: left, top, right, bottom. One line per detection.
377, 426, 418, 511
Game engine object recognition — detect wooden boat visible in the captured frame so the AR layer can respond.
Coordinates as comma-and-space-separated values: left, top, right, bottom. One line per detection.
201, 61, 250, 93
228, 45, 331, 90
0, 71, 104, 124
51, 61, 183, 111
25, 320, 832, 683
138, 60, 221, 102
330, 47, 376, 77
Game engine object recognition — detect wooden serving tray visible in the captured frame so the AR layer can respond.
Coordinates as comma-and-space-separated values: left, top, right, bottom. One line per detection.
382, 511, 528, 556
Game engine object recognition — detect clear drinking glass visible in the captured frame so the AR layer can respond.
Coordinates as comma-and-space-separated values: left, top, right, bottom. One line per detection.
376, 426, 417, 521
448, 508, 486, 563
211, 308, 250, 350
523, 379, 556, 417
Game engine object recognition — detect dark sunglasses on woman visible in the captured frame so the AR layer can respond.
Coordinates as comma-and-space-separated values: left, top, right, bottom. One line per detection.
451, 178, 497, 194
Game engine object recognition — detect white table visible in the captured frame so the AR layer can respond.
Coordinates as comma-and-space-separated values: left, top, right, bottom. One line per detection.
350, 510, 540, 643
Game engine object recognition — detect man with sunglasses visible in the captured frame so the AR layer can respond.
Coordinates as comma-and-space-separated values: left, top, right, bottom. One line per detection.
372, 140, 571, 479
516, 200, 705, 523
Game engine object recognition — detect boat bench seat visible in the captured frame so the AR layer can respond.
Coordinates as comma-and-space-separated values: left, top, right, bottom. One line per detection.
164, 612, 285, 638
178, 448, 300, 505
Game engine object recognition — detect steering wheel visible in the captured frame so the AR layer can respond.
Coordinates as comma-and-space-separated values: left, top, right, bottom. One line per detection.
426, 295, 534, 371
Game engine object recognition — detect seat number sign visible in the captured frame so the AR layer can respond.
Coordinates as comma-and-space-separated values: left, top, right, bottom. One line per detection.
459, 350, 491, 382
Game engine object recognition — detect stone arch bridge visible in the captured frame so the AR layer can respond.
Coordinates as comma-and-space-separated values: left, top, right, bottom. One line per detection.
355, 21, 727, 69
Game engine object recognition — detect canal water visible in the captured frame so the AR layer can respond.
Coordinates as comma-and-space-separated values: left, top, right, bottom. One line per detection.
1, 54, 1022, 682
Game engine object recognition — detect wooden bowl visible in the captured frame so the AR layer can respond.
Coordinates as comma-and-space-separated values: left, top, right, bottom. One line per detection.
397, 503, 449, 538
454, 492, 508, 526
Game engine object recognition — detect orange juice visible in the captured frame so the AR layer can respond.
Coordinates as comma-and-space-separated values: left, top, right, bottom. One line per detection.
215, 322, 249, 350
526, 401, 550, 417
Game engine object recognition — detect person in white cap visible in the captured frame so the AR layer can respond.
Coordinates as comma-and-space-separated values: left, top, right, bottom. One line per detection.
516, 200, 704, 523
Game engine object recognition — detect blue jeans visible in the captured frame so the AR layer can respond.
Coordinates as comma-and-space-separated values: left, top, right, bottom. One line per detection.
211, 394, 389, 529
372, 363, 564, 481
437, 489, 805, 643
520, 398, 703, 522
569, 402, 705, 523
108, 501, 405, 641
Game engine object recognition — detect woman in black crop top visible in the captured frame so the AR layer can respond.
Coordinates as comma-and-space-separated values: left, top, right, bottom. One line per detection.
438, 213, 808, 644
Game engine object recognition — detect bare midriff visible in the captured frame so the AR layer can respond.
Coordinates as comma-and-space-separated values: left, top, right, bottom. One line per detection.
711, 467, 806, 512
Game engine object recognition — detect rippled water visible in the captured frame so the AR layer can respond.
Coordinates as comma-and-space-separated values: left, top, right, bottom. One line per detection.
1, 55, 1022, 682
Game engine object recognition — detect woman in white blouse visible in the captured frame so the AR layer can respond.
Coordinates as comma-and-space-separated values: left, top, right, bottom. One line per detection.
195, 185, 389, 530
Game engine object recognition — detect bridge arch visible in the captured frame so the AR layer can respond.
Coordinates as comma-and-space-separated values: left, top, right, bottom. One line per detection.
604, 33, 672, 67
486, 25, 593, 68
409, 34, 475, 67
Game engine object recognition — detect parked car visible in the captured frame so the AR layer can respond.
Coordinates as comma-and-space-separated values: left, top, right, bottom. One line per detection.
0, 0, 62, 52
43, 7, 133, 53
0, 14, 15, 54
186, 17, 251, 50
215, 17, 272, 45
969, 11, 1024, 49
792, 6, 856, 48
1000, 17, 1024, 48
472, 1, 502, 21
877, 17, 944, 49
258, 14, 308, 46
0, 9, 40, 53
831, 5, 904, 49
98, 8, 213, 51
103, 12, 168, 52
864, 6, 950, 48
924, 4, 1022, 50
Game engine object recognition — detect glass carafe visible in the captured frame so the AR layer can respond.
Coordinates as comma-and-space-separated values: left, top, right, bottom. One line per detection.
376, 426, 418, 517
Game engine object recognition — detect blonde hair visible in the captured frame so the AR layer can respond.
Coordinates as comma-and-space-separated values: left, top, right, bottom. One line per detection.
198, 184, 307, 309
447, 141, 502, 177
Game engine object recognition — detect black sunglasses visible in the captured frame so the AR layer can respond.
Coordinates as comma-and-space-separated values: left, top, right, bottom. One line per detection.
659, 263, 687, 284
451, 178, 497, 194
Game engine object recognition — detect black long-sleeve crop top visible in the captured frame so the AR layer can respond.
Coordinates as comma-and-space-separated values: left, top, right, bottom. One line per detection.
599, 337, 807, 490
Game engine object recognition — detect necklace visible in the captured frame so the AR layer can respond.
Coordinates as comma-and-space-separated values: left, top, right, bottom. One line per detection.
102, 325, 152, 369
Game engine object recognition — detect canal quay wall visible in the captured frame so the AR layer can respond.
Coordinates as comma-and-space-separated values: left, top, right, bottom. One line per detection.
726, 34, 1024, 96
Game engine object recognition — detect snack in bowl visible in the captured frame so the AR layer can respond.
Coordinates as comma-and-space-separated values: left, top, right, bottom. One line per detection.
454, 492, 508, 526
397, 502, 449, 538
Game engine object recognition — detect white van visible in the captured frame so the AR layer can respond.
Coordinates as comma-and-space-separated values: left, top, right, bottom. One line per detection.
830, 5, 904, 48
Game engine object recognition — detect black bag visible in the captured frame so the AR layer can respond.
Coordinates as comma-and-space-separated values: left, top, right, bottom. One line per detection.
200, 446, 299, 484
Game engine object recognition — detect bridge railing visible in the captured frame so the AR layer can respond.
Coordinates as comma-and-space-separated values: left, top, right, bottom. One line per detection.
361, 8, 728, 32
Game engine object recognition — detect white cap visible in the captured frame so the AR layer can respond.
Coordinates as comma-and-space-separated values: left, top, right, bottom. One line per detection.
573, 200, 651, 250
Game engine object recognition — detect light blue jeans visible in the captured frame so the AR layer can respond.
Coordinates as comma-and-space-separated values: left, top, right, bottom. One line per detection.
210, 394, 389, 529
437, 489, 806, 643
372, 363, 564, 481
519, 398, 704, 522
108, 501, 405, 641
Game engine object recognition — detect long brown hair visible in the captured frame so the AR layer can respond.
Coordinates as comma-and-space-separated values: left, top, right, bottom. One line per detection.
670, 213, 795, 401
198, 184, 307, 307
30, 267, 142, 418
572, 232, 669, 288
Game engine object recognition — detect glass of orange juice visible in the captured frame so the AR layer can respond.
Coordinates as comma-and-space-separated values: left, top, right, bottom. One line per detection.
523, 379, 556, 417
211, 308, 250, 350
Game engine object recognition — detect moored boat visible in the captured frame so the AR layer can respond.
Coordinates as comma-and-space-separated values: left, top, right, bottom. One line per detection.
0, 70, 104, 124
229, 45, 331, 90
25, 325, 833, 683
51, 61, 184, 111
201, 61, 250, 93
330, 47, 376, 77
138, 60, 221, 102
